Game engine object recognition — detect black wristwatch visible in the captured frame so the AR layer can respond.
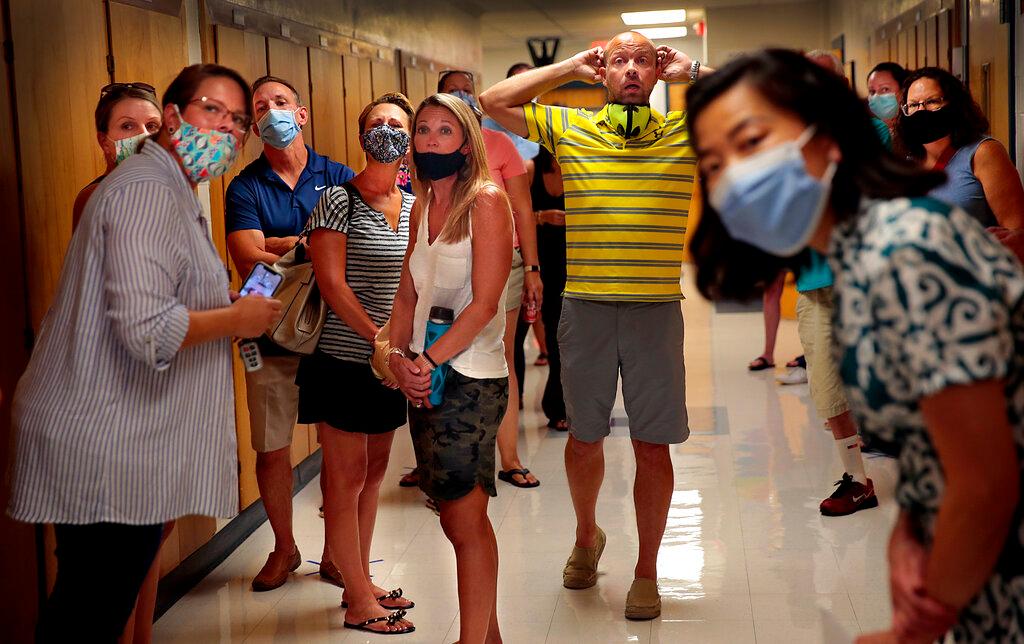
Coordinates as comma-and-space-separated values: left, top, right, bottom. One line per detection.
523, 265, 540, 273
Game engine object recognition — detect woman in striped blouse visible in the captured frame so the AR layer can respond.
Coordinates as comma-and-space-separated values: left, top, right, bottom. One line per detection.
298, 93, 417, 635
8, 64, 281, 642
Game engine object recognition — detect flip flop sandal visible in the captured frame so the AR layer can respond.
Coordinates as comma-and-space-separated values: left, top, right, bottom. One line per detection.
343, 609, 415, 635
342, 587, 415, 610
498, 468, 540, 488
748, 357, 775, 371
398, 471, 419, 488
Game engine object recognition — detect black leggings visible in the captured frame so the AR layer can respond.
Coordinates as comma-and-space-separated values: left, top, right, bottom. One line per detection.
37, 522, 164, 643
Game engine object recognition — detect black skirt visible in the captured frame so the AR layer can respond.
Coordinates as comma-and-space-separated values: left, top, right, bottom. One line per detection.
296, 350, 407, 434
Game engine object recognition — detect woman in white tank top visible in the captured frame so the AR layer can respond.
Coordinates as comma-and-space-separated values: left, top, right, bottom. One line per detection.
387, 93, 513, 644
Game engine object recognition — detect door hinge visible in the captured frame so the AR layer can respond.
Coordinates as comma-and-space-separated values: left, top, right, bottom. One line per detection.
106, 54, 115, 77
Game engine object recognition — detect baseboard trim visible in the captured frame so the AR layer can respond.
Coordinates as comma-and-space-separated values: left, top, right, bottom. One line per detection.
154, 449, 322, 620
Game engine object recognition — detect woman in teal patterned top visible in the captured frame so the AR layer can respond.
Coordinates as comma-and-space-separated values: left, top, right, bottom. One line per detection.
687, 50, 1024, 644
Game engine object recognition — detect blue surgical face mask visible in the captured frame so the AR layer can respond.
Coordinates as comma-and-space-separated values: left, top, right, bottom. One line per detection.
450, 90, 480, 113
709, 126, 837, 257
257, 108, 301, 149
868, 93, 899, 121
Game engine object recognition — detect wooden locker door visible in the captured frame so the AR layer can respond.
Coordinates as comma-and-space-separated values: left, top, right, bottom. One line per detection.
343, 55, 373, 171
403, 67, 429, 108
371, 60, 400, 97
10, 0, 109, 328
108, 1, 188, 96
968, 0, 1011, 149
267, 38, 313, 148
938, 11, 952, 70
213, 24, 268, 509
925, 17, 938, 69
309, 48, 348, 164
917, 22, 928, 67
0, 2, 38, 634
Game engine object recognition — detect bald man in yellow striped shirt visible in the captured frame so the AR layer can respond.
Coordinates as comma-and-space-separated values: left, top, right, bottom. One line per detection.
481, 32, 712, 620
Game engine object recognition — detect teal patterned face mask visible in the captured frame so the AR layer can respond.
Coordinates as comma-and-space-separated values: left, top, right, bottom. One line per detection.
170, 104, 238, 183
113, 131, 150, 165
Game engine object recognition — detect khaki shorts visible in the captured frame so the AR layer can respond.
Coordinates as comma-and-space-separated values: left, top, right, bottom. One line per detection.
505, 248, 524, 312
796, 287, 849, 420
245, 354, 301, 453
558, 298, 689, 445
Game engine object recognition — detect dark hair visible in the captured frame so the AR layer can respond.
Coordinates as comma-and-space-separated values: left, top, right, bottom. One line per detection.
437, 70, 473, 93
534, 145, 556, 174
894, 67, 989, 160
95, 85, 159, 133
506, 62, 532, 78
251, 75, 302, 104
685, 49, 944, 302
162, 64, 253, 122
867, 62, 908, 90
357, 92, 415, 135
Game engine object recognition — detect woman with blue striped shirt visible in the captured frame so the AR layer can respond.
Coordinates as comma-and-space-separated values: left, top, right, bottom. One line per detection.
8, 64, 281, 642
298, 93, 416, 635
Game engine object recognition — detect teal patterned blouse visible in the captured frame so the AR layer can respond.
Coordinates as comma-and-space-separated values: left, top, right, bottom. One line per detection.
829, 196, 1024, 642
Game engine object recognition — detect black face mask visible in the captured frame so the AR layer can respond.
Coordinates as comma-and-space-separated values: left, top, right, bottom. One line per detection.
900, 107, 954, 145
413, 149, 467, 181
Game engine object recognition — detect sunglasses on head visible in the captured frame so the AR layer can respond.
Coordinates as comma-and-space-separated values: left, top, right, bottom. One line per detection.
100, 82, 157, 98
438, 69, 474, 84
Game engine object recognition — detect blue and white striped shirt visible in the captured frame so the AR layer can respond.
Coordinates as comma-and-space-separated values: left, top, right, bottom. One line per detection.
8, 142, 239, 525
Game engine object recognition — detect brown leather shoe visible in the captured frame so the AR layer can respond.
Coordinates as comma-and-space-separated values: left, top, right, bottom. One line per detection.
318, 560, 345, 588
251, 548, 301, 592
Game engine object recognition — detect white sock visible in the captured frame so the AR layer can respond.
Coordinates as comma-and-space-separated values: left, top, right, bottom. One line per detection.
837, 435, 867, 484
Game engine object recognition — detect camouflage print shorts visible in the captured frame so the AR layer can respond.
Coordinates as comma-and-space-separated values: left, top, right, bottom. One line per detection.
408, 370, 509, 502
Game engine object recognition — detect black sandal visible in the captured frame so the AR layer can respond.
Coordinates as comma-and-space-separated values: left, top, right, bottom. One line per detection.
498, 468, 540, 488
748, 356, 774, 371
341, 588, 414, 610
343, 609, 415, 635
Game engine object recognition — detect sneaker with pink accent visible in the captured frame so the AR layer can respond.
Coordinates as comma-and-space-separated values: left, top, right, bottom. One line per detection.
820, 473, 878, 516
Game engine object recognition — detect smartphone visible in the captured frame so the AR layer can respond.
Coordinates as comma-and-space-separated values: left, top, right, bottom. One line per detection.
239, 261, 284, 298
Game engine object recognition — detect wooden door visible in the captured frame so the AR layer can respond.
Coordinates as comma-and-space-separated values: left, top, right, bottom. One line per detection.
968, 0, 1012, 149
108, 1, 189, 96
0, 3, 38, 634
309, 48, 348, 164
343, 55, 373, 171
10, 0, 109, 328
213, 24, 268, 508
917, 22, 928, 67
938, 10, 952, 70
403, 67, 430, 109
371, 60, 400, 97
267, 38, 313, 147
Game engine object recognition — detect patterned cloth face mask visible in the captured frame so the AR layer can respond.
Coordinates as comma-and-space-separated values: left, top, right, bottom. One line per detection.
113, 131, 150, 165
170, 104, 238, 183
361, 124, 410, 164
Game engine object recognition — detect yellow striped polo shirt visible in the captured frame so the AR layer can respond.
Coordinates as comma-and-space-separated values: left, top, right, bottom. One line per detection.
523, 102, 696, 301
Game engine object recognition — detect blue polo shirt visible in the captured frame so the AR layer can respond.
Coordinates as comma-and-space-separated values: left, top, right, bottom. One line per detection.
226, 145, 355, 237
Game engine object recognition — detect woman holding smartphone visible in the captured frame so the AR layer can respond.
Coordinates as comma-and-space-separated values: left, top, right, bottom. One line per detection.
388, 93, 513, 644
9, 64, 280, 641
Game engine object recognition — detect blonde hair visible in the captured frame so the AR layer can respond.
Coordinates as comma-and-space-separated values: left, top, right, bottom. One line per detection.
412, 93, 508, 243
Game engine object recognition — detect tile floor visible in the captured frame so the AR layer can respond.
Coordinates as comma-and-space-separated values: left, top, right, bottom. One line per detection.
154, 271, 899, 643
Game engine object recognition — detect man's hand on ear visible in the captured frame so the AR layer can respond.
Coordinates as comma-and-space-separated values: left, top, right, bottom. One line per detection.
657, 46, 694, 82
570, 47, 606, 83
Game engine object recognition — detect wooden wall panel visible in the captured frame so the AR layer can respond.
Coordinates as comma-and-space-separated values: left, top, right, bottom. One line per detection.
267, 38, 313, 146
371, 60, 400, 97
539, 86, 607, 111
109, 1, 189, 96
897, 29, 910, 67
916, 23, 927, 67
309, 48, 348, 164
0, 3, 38, 634
968, 0, 1011, 149
938, 11, 951, 70
10, 0, 109, 328
214, 24, 269, 509
403, 67, 430, 110
343, 55, 373, 171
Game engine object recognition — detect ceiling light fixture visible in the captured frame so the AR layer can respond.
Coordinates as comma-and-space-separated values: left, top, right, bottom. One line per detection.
621, 9, 687, 25
634, 26, 688, 39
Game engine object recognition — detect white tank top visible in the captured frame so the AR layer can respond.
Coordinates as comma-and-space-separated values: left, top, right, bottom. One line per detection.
409, 203, 508, 379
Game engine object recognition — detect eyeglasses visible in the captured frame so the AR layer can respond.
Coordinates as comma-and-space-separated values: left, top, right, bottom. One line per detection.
188, 96, 252, 134
100, 82, 157, 98
438, 69, 474, 84
902, 96, 946, 116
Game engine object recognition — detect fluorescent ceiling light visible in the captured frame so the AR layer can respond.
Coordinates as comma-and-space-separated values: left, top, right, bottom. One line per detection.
621, 9, 687, 25
634, 26, 688, 39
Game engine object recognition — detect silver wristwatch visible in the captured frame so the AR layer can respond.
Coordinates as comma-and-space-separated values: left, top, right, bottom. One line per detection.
689, 60, 701, 83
